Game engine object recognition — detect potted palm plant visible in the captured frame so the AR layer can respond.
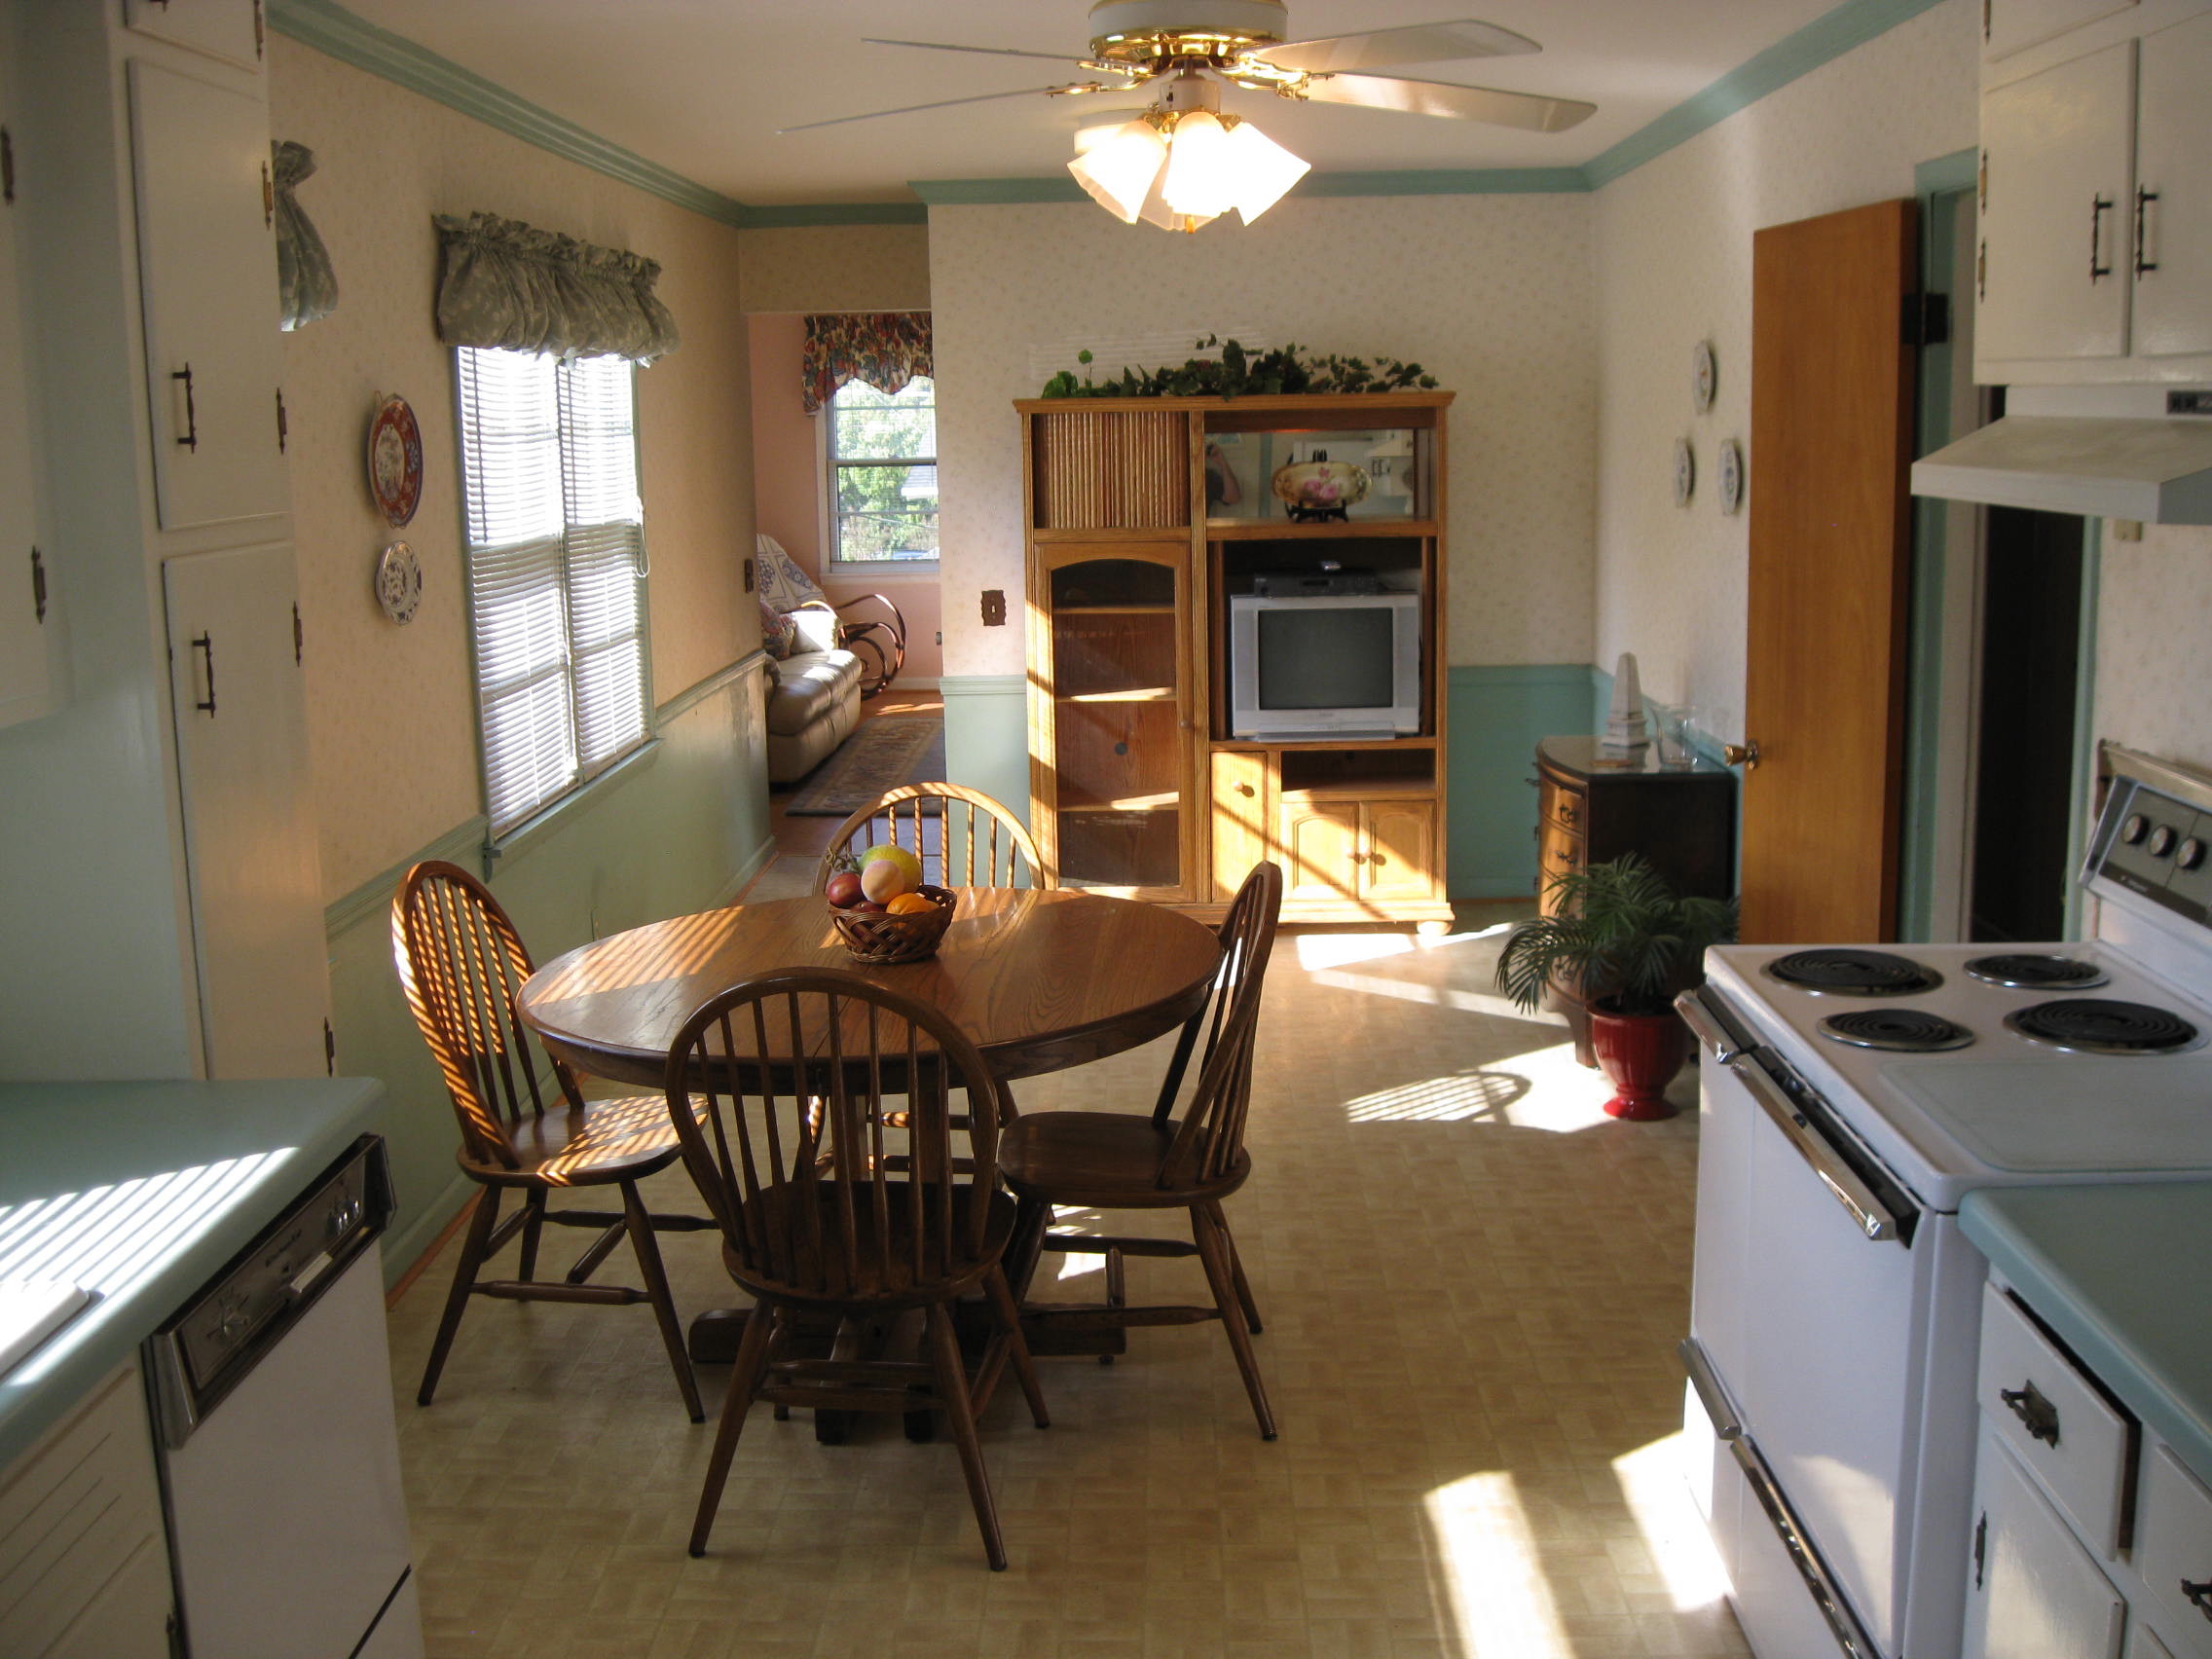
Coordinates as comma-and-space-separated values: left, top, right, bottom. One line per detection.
1495, 854, 1738, 1121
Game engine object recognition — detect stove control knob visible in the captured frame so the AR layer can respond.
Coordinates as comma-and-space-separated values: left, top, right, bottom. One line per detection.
2149, 824, 2179, 859
2122, 813, 2151, 845
2181, 836, 2207, 872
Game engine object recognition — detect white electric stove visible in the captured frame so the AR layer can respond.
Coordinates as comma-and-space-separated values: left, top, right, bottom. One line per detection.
1678, 745, 2212, 1659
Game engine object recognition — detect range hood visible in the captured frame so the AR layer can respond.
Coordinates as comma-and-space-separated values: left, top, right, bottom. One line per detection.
1911, 385, 2212, 523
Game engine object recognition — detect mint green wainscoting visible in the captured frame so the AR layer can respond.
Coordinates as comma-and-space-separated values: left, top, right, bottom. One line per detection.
1448, 665, 1607, 901
323, 655, 777, 1284
940, 674, 1034, 829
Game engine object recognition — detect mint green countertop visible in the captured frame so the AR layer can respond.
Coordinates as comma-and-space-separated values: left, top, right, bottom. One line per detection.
0, 1078, 387, 1467
1961, 1182, 2212, 1483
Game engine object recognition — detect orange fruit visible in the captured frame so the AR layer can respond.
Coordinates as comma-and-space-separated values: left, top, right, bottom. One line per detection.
885, 891, 937, 916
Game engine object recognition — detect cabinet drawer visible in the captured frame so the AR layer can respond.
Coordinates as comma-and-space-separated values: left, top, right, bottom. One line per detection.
1536, 816, 1586, 879
1541, 779, 1588, 835
2139, 1444, 2212, 1656
1976, 1281, 2135, 1556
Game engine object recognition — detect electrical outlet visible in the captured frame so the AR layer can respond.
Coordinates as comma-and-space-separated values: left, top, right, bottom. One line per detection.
981, 589, 1007, 626
742, 557, 755, 592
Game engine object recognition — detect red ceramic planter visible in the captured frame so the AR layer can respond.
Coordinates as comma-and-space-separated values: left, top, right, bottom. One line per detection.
1588, 1005, 1689, 1121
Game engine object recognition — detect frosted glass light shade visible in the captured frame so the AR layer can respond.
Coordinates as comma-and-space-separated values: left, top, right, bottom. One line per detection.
1067, 120, 1168, 224
1159, 110, 1238, 218
1223, 120, 1310, 223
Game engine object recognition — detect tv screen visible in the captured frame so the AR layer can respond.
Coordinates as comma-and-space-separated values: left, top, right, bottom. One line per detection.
1256, 607, 1395, 711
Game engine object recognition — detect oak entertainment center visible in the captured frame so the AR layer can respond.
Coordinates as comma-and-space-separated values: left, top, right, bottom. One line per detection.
1019, 391, 1454, 925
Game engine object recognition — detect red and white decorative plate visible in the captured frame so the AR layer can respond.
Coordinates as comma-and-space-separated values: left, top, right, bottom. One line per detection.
366, 394, 424, 527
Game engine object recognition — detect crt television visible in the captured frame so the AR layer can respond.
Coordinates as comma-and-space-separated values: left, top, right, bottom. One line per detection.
1228, 591, 1421, 740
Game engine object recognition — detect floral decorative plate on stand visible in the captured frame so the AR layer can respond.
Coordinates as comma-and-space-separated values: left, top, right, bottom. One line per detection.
366, 395, 424, 527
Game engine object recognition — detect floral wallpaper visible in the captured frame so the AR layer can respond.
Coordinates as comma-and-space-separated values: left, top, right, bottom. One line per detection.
1589, 0, 1980, 747
2096, 527, 2212, 774
270, 37, 753, 902
737, 225, 931, 314
929, 194, 1601, 678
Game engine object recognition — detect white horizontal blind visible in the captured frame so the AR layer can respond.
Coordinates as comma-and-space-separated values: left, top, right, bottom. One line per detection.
458, 348, 648, 834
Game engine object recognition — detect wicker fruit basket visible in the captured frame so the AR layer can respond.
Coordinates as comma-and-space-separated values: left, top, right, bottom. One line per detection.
827, 884, 957, 964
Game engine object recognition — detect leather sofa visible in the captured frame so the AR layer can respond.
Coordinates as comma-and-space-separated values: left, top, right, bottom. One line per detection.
764, 646, 862, 783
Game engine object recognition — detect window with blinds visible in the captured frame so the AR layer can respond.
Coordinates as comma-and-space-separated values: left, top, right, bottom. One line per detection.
457, 347, 648, 835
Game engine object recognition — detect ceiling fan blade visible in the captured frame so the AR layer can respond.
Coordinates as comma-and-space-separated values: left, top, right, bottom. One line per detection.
1296, 72, 1595, 132
1253, 18, 1540, 74
778, 83, 1110, 134
863, 37, 1096, 68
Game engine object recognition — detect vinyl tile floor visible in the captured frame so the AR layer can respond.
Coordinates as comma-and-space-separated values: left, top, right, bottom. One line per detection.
384, 905, 1749, 1659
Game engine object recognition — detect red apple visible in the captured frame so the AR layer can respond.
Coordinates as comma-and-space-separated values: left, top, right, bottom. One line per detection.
852, 900, 887, 913
825, 870, 864, 908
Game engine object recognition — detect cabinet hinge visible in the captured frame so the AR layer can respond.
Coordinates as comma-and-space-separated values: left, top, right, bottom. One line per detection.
323, 1018, 336, 1075
1, 126, 15, 206
293, 601, 303, 665
30, 547, 46, 623
1901, 292, 1951, 347
1972, 1510, 1987, 1589
275, 387, 288, 454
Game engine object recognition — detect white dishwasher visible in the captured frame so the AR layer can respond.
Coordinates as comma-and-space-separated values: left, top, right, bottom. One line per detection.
144, 1136, 423, 1659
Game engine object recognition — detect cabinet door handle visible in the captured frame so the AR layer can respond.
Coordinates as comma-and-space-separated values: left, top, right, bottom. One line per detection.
2000, 1382, 2060, 1447
261, 161, 274, 228
2180, 1578, 2212, 1623
172, 364, 198, 451
2135, 187, 2159, 276
2090, 195, 2115, 281
1977, 238, 1987, 301
1559, 799, 1577, 825
1235, 782, 1254, 797
30, 547, 45, 624
190, 632, 216, 716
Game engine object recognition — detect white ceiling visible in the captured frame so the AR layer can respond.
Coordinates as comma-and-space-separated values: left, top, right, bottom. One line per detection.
333, 1, 1849, 205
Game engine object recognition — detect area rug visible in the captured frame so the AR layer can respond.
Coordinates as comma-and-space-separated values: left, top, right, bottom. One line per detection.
784, 715, 946, 816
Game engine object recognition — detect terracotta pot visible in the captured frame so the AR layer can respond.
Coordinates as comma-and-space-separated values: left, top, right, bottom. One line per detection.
1587, 1003, 1689, 1121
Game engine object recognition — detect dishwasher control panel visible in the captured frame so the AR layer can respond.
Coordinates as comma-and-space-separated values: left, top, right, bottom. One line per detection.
146, 1135, 392, 1447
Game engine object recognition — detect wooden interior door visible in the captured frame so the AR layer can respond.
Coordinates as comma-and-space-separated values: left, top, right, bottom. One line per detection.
1741, 198, 1919, 942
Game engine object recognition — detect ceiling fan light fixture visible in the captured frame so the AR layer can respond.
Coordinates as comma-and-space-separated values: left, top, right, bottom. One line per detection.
1220, 116, 1309, 222
1158, 109, 1240, 217
1067, 117, 1170, 223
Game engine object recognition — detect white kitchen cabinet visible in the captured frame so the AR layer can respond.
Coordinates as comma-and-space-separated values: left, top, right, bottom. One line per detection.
1964, 1425, 2127, 1659
164, 542, 330, 1078
129, 57, 287, 531
2128, 1625, 2179, 1659
1985, 0, 2139, 61
2128, 11, 2212, 357
123, 0, 266, 72
2137, 1444, 2212, 1657
0, 29, 53, 731
0, 1366, 173, 1659
1977, 40, 2136, 364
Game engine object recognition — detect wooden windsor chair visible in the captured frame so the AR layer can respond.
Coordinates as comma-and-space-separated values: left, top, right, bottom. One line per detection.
1001, 860, 1283, 1439
391, 860, 710, 1420
665, 968, 1049, 1569
813, 783, 1053, 894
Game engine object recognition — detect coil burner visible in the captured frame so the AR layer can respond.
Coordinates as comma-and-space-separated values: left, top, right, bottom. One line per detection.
1819, 1010, 1976, 1053
1965, 954, 2110, 991
1763, 949, 1942, 997
2005, 999, 2205, 1055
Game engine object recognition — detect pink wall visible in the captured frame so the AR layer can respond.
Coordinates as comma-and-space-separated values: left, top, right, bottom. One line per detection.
746, 313, 944, 682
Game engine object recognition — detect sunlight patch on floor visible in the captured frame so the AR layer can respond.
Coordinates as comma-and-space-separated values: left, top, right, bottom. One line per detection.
1423, 1471, 1573, 1658
1344, 1041, 1615, 1131
1614, 1429, 1733, 1613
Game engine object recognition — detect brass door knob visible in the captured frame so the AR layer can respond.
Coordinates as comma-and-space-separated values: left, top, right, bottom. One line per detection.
1723, 740, 1761, 770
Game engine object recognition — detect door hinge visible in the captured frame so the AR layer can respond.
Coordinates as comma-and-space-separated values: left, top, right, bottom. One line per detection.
254, 0, 266, 58
1902, 292, 1951, 347
275, 387, 288, 454
30, 547, 45, 623
1, 126, 15, 206
261, 161, 274, 229
1982, 0, 1991, 41
293, 601, 303, 665
1973, 1510, 1987, 1589
323, 1018, 336, 1075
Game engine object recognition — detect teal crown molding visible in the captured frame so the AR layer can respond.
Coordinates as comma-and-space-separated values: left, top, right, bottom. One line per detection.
275, 0, 1949, 228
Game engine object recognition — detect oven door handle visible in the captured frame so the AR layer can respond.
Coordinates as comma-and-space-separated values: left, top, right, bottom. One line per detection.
1731, 1434, 1882, 1659
1737, 1060, 1903, 1243
1675, 987, 1743, 1064
1678, 1337, 1742, 1441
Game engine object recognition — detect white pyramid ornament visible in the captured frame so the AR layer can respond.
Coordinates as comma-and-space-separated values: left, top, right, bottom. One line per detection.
1604, 652, 1648, 750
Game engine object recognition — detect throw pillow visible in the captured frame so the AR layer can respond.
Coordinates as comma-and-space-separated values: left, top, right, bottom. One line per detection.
758, 599, 797, 660
789, 604, 841, 655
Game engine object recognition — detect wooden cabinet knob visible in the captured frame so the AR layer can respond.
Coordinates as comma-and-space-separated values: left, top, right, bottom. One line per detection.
1722, 741, 1761, 770
1235, 782, 1254, 796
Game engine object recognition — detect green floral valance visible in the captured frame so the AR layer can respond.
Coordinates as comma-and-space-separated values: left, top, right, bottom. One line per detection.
802, 312, 931, 415
272, 141, 338, 331
433, 211, 679, 363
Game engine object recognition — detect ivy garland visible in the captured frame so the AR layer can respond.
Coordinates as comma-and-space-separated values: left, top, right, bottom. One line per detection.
1040, 335, 1439, 399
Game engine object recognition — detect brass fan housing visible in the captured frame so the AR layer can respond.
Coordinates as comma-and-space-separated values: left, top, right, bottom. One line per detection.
1086, 0, 1289, 75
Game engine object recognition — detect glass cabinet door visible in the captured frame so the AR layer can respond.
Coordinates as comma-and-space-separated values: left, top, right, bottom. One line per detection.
1039, 544, 1191, 896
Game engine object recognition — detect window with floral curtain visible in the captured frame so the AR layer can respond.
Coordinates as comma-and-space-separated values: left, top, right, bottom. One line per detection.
806, 313, 937, 568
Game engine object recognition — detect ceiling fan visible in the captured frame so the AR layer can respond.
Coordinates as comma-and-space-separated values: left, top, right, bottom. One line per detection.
781, 1, 1596, 231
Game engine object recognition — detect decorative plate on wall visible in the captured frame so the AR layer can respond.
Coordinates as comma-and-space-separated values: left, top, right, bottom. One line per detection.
375, 540, 422, 625
1692, 340, 1717, 415
1717, 438, 1746, 515
366, 394, 424, 527
1673, 437, 1696, 507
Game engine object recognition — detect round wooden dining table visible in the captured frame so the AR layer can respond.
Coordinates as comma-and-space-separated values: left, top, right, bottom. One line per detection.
517, 886, 1225, 1092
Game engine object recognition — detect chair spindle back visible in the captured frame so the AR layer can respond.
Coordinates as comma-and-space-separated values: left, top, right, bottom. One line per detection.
1153, 861, 1283, 1188
815, 784, 1052, 894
